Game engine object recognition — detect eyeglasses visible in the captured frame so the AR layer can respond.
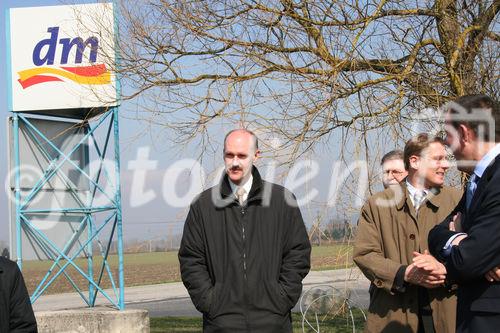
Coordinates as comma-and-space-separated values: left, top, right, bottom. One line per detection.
421, 155, 452, 164
383, 170, 406, 176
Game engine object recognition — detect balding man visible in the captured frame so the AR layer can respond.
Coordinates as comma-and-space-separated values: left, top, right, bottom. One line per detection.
179, 129, 311, 333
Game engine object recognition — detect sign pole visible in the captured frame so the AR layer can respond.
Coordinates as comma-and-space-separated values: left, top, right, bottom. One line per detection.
113, 107, 125, 310
13, 113, 22, 270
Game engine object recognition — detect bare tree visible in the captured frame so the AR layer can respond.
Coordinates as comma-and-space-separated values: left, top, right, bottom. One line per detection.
100, 0, 498, 158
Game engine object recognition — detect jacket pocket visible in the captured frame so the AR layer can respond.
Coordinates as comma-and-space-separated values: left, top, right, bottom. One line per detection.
269, 281, 292, 315
207, 282, 224, 318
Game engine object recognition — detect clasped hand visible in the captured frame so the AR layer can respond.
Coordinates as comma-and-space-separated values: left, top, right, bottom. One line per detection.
404, 250, 446, 288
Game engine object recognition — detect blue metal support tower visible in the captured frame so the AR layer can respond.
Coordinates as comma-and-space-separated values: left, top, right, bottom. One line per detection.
10, 108, 125, 309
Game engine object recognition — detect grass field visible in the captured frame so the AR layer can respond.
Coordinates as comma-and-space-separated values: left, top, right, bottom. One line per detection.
150, 311, 366, 333
21, 244, 353, 295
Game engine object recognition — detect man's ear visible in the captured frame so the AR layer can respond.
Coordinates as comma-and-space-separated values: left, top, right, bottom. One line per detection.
459, 124, 475, 143
409, 155, 420, 170
253, 149, 261, 162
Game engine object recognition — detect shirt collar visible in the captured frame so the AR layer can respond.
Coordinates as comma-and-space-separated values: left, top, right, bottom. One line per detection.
405, 179, 428, 197
229, 174, 253, 197
473, 143, 500, 178
395, 181, 441, 210
405, 179, 428, 206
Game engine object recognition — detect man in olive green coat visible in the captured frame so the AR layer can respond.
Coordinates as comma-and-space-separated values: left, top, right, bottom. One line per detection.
354, 134, 461, 333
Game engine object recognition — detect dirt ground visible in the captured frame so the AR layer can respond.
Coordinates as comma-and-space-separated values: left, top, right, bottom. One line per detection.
21, 244, 353, 295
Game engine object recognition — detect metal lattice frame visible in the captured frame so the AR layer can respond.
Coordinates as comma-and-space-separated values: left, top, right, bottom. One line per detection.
11, 107, 124, 309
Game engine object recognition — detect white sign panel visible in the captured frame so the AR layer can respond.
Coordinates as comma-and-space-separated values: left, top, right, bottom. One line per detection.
7, 3, 119, 112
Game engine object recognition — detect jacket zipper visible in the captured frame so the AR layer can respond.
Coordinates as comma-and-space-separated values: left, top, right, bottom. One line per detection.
242, 207, 247, 280
241, 206, 250, 331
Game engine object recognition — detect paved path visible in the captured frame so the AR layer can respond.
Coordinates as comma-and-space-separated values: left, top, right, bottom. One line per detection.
33, 268, 370, 317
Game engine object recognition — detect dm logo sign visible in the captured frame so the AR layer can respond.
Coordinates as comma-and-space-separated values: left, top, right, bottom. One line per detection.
18, 26, 110, 89
7, 3, 118, 113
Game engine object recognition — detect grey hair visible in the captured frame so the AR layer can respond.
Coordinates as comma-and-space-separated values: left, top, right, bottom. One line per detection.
380, 150, 404, 165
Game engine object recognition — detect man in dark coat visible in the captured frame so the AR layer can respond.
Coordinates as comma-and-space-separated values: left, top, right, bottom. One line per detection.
178, 129, 311, 333
428, 94, 500, 332
0, 257, 38, 333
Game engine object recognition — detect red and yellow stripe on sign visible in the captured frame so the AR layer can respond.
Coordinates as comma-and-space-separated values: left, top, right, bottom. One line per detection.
17, 64, 111, 89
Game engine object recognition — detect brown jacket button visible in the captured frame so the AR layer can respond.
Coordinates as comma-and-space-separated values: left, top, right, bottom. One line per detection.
409, 234, 416, 240
375, 280, 383, 287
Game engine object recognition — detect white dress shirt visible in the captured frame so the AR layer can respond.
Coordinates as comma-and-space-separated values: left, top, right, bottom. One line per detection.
229, 174, 253, 203
406, 179, 428, 208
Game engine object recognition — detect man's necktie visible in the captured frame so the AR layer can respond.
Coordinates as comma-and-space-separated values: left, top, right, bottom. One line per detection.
413, 190, 426, 211
236, 187, 246, 206
466, 173, 479, 210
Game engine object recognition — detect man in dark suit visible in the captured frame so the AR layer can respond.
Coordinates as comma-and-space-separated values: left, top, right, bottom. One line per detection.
0, 257, 38, 333
427, 94, 500, 332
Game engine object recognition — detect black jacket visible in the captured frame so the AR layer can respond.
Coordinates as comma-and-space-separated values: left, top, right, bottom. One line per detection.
179, 167, 311, 332
0, 257, 37, 333
428, 154, 500, 332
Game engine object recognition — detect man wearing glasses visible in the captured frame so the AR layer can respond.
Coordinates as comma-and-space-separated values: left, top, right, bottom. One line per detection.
381, 150, 408, 189
354, 133, 461, 333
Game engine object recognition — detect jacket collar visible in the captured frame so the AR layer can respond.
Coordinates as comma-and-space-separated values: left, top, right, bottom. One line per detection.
479, 153, 500, 183
395, 179, 442, 210
467, 153, 500, 213
426, 187, 443, 208
216, 166, 264, 207
472, 143, 500, 178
